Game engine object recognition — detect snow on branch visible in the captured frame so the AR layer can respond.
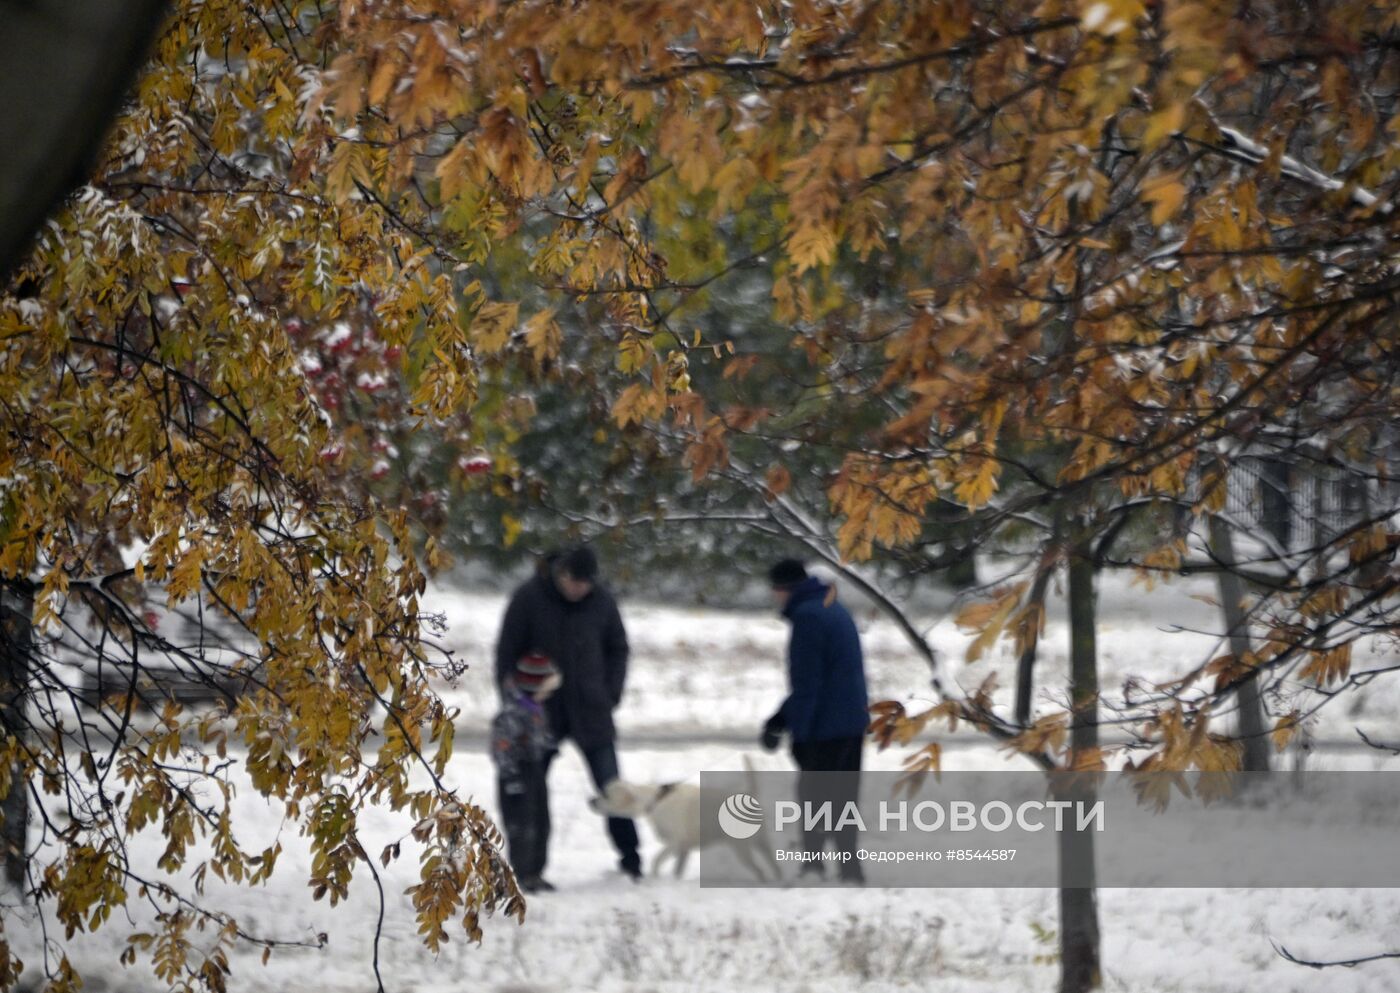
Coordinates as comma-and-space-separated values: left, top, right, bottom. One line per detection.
1196, 104, 1388, 214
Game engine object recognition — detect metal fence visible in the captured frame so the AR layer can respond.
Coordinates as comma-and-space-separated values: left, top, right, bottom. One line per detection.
1216, 455, 1397, 552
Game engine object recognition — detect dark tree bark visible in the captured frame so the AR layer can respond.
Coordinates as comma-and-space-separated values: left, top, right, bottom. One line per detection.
1013, 551, 1055, 727
0, 581, 32, 887
1059, 542, 1101, 993
1208, 514, 1270, 772
1, 0, 170, 279
944, 551, 978, 589
1258, 457, 1293, 552
927, 499, 979, 589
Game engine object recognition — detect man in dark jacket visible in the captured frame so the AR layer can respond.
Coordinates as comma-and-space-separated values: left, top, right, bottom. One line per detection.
495, 546, 642, 880
760, 559, 869, 883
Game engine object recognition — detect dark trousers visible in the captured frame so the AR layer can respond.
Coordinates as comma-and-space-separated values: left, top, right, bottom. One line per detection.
542, 740, 641, 874
498, 761, 550, 880
792, 736, 863, 866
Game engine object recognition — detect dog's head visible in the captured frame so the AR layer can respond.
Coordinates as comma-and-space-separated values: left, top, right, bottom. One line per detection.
588, 779, 657, 818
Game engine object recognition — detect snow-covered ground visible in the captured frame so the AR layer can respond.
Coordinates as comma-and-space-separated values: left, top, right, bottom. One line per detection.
7, 573, 1400, 992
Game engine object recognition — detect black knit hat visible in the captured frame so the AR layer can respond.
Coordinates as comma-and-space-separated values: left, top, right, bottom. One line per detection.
559, 545, 599, 582
768, 558, 808, 589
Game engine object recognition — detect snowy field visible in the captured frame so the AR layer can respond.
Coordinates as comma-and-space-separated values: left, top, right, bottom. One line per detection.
433, 571, 1400, 749
7, 573, 1400, 992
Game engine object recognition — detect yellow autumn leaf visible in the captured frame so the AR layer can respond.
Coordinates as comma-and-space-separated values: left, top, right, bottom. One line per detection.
788, 220, 837, 274
523, 308, 562, 362
1271, 713, 1299, 752
1142, 172, 1186, 226
471, 300, 519, 353
1143, 101, 1185, 150
501, 513, 523, 548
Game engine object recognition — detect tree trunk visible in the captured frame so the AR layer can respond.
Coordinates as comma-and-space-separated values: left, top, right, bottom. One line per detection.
1258, 457, 1292, 552
1059, 544, 1101, 993
0, 582, 31, 888
945, 550, 978, 590
1014, 555, 1055, 727
1207, 515, 1270, 772
927, 499, 978, 589
1, 0, 171, 278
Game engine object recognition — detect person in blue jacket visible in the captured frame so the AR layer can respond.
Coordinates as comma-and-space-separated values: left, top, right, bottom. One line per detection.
760, 559, 869, 883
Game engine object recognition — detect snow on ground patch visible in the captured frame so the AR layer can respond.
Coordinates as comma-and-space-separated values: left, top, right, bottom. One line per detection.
426, 573, 1400, 747
7, 583, 1400, 991
10, 741, 1399, 992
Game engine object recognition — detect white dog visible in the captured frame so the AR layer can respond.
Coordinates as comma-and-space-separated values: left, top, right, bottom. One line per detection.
588, 779, 778, 881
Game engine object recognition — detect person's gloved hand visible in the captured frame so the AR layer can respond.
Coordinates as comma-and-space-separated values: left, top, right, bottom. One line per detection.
760, 713, 785, 752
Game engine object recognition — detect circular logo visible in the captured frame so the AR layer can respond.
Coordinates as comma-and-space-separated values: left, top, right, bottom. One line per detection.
717, 793, 763, 840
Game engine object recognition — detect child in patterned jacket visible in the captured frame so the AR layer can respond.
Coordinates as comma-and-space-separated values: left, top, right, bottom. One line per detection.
492, 652, 560, 893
